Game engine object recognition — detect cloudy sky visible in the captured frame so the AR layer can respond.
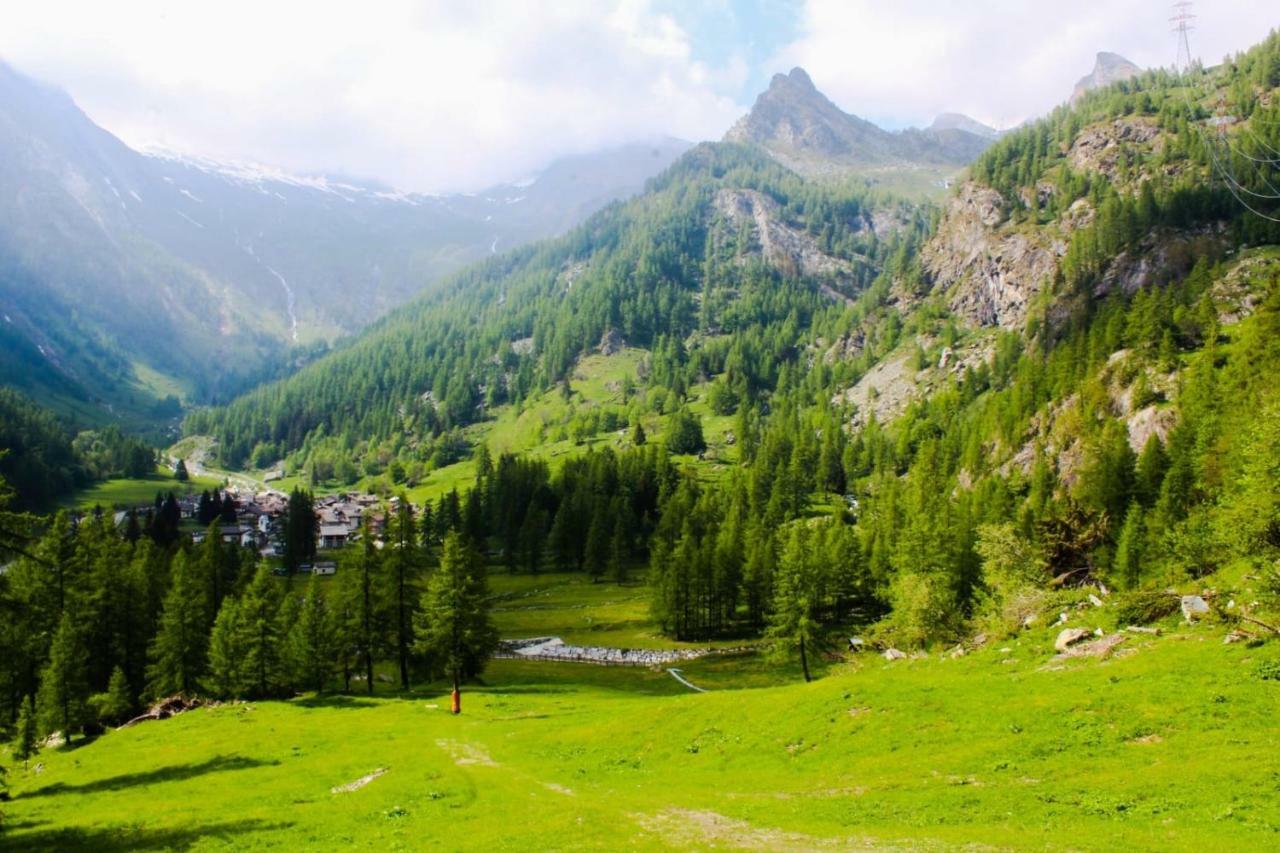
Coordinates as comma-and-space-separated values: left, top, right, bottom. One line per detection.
1, 1, 1273, 192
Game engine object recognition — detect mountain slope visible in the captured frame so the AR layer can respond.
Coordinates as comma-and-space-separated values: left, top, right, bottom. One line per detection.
0, 59, 687, 426
186, 141, 924, 470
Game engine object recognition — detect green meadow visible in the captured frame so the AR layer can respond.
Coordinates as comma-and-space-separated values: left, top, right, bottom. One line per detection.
68, 466, 223, 512
4, 578, 1278, 851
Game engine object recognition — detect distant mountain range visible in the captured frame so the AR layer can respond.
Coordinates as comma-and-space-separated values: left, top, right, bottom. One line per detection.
0, 51, 1142, 432
0, 58, 688, 425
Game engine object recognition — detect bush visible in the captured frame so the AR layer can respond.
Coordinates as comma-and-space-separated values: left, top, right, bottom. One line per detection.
1112, 589, 1180, 625
1255, 659, 1280, 681
885, 572, 960, 648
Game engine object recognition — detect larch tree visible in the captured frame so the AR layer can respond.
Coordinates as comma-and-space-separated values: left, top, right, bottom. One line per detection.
239, 562, 285, 698
37, 613, 90, 742
385, 500, 422, 690
765, 525, 826, 683
290, 574, 337, 694
412, 532, 499, 714
146, 552, 208, 698
207, 596, 249, 698
94, 665, 134, 726
12, 694, 38, 768
346, 524, 386, 696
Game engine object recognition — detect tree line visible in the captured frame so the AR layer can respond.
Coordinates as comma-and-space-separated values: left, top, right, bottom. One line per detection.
0, 497, 500, 750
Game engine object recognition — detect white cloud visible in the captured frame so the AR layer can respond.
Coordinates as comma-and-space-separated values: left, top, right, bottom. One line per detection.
774, 1, 1278, 130
2, 2, 1274, 191
0, 0, 745, 192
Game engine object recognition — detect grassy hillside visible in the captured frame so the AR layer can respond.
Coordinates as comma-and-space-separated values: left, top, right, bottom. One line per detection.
67, 466, 223, 512
4, 617, 1277, 851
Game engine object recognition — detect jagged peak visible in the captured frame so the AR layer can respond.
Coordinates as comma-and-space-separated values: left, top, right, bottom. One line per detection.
769, 66, 816, 92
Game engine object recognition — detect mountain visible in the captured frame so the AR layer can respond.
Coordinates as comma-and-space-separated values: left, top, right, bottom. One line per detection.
0, 59, 687, 429
186, 140, 924, 468
1071, 51, 1142, 103
189, 33, 1280, 650
724, 67, 993, 182
928, 113, 999, 139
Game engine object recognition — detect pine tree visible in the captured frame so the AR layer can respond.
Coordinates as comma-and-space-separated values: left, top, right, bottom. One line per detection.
197, 490, 214, 525
632, 420, 647, 446
608, 522, 628, 584
239, 562, 284, 698
331, 564, 360, 693
385, 501, 422, 690
283, 487, 317, 572
174, 459, 190, 482
146, 552, 208, 698
94, 666, 134, 726
766, 526, 826, 683
411, 532, 499, 714
37, 613, 90, 743
584, 505, 609, 583
1114, 503, 1146, 589
207, 597, 249, 698
518, 506, 546, 574
1134, 434, 1169, 508
12, 694, 38, 769
290, 574, 337, 694
547, 500, 577, 571
345, 525, 385, 696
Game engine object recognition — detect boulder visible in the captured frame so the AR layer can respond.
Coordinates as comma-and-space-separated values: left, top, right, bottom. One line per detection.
883, 648, 907, 661
1054, 628, 1091, 653
1181, 595, 1210, 622
1223, 629, 1253, 645
1063, 634, 1126, 660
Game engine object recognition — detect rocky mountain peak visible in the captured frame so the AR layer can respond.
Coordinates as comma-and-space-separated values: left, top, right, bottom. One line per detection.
725, 67, 996, 179
768, 67, 817, 94
1071, 51, 1142, 103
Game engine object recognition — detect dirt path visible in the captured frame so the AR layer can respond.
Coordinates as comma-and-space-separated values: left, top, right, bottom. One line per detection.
666, 668, 707, 693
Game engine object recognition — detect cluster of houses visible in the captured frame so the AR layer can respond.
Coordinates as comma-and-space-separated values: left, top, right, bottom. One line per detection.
169, 490, 391, 567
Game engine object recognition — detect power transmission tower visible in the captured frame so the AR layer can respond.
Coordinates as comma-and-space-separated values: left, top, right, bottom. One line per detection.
1171, 1, 1195, 74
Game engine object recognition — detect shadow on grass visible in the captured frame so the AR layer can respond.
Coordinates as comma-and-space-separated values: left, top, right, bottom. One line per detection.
4, 818, 292, 851
291, 694, 386, 710
19, 755, 278, 799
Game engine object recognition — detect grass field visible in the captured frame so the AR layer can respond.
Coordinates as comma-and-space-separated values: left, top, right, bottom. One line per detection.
68, 467, 223, 511
488, 570, 760, 652
4, 619, 1278, 851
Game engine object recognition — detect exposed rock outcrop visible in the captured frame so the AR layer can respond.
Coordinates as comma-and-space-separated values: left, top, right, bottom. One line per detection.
921, 183, 1064, 329
713, 188, 864, 284
1068, 118, 1163, 182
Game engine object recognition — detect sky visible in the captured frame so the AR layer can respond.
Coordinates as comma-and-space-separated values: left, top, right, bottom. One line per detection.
0, 1, 1274, 193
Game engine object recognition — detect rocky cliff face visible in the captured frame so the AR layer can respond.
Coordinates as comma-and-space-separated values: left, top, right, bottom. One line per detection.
1071, 52, 1142, 104
920, 183, 1065, 329
713, 187, 859, 279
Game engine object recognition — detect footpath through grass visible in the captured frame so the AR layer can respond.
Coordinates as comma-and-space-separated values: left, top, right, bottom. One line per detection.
4, 623, 1279, 850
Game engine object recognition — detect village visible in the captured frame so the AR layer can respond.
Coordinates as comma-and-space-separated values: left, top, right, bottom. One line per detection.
100, 485, 405, 576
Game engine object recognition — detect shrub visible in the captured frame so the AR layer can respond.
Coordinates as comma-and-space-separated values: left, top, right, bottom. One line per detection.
1255, 659, 1280, 681
1112, 589, 1179, 625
